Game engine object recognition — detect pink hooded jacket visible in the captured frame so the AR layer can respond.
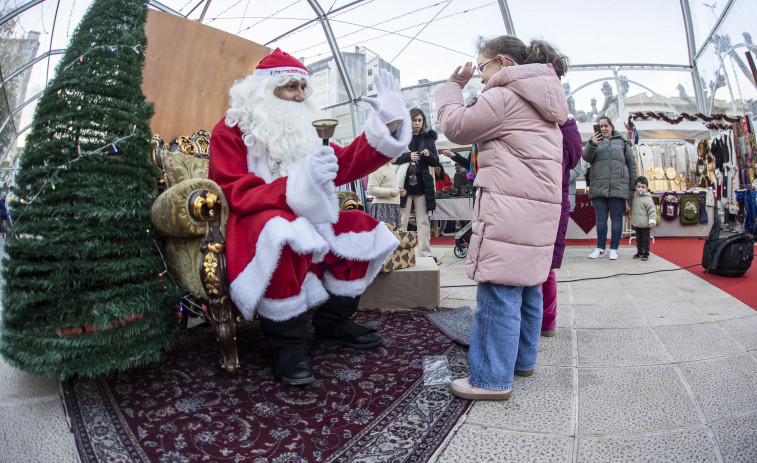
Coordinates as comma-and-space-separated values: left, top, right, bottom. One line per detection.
436, 63, 568, 286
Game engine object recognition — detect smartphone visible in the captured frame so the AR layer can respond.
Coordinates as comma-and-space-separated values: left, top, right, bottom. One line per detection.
593, 124, 601, 135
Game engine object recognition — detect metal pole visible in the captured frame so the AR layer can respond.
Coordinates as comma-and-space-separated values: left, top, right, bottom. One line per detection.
680, 0, 706, 112
198, 0, 213, 22
307, 0, 358, 140
613, 68, 626, 125
496, 0, 516, 36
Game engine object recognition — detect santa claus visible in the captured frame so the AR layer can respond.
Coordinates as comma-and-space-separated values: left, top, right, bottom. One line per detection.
209, 48, 411, 385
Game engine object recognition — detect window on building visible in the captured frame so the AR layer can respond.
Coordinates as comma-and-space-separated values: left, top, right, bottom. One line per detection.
367, 68, 373, 76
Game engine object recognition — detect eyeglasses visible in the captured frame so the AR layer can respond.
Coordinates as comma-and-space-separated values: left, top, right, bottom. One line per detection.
476, 55, 517, 73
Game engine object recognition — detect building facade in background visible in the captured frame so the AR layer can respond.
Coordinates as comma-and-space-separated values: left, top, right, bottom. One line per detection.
0, 30, 40, 191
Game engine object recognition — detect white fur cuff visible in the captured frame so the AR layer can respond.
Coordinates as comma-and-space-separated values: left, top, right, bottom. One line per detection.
364, 111, 412, 159
256, 272, 329, 321
286, 162, 340, 224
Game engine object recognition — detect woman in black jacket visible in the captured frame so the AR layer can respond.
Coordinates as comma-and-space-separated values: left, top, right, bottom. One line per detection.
395, 108, 441, 258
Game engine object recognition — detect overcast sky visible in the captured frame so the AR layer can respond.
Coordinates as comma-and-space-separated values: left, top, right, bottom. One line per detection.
8, 0, 744, 123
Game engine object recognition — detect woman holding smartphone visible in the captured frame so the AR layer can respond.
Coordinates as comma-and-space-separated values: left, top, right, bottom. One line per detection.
582, 116, 637, 260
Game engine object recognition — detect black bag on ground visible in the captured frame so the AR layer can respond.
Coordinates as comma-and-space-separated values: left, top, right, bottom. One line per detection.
701, 221, 754, 277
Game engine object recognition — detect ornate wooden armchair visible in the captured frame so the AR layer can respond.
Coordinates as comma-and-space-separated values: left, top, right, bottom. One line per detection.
150, 130, 241, 377
150, 132, 366, 378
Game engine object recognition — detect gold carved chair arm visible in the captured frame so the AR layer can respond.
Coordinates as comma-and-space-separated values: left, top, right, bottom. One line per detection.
337, 190, 364, 211
151, 178, 228, 238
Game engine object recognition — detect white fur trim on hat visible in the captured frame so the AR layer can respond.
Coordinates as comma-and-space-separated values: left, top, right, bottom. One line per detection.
252, 66, 310, 80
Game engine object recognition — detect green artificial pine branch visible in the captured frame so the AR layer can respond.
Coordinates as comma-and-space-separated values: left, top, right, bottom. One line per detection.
1, 0, 181, 379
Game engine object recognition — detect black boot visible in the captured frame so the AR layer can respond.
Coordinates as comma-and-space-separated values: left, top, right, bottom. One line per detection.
313, 295, 383, 349
259, 313, 315, 385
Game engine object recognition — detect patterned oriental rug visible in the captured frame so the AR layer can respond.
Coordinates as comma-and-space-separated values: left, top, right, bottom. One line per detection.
62, 311, 472, 463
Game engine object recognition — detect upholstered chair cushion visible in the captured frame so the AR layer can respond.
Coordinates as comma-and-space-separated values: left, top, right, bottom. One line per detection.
161, 149, 210, 187
163, 236, 207, 298
150, 178, 228, 238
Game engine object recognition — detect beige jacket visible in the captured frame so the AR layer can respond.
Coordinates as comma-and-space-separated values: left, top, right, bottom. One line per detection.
367, 164, 400, 205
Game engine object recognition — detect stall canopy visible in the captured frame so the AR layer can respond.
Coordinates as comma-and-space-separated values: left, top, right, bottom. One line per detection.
1, 0, 756, 185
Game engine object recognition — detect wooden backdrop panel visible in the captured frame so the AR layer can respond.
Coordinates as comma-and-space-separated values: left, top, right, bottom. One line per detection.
143, 10, 270, 140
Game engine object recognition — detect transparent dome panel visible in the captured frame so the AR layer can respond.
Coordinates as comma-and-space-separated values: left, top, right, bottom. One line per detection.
509, 0, 689, 66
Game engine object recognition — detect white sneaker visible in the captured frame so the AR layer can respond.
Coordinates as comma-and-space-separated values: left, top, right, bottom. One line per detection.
588, 248, 606, 259
609, 250, 619, 260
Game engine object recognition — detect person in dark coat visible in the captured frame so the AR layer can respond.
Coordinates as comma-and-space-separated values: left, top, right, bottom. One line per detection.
582, 116, 637, 260
540, 119, 583, 336
395, 108, 441, 257
442, 148, 476, 194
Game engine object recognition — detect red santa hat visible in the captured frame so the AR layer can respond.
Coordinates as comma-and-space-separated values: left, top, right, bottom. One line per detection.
252, 48, 309, 80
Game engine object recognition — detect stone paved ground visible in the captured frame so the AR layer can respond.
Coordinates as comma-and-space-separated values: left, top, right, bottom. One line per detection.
1, 242, 756, 462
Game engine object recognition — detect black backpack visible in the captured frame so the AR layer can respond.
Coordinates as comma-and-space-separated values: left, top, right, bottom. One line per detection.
702, 221, 754, 277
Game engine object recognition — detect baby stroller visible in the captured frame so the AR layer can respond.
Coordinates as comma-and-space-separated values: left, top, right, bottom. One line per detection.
454, 221, 472, 258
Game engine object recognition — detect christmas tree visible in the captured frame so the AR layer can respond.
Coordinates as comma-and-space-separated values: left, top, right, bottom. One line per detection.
1, 0, 177, 378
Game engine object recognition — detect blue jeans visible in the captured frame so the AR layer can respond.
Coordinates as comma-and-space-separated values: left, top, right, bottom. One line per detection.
592, 197, 626, 250
468, 282, 543, 390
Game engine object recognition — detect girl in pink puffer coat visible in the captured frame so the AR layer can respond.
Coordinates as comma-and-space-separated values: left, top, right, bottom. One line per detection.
436, 35, 569, 401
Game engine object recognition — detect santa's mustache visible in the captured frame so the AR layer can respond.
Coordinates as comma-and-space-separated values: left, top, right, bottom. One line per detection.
240, 96, 323, 176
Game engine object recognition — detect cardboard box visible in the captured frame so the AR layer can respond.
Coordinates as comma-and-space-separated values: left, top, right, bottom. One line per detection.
381, 223, 418, 273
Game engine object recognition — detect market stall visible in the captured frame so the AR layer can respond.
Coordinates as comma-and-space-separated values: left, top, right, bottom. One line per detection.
568, 111, 757, 239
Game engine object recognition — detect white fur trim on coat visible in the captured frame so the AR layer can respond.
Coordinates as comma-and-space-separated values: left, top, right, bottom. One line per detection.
230, 217, 329, 320
314, 221, 398, 297
256, 272, 329, 321
364, 111, 412, 159
286, 161, 340, 224
246, 147, 275, 183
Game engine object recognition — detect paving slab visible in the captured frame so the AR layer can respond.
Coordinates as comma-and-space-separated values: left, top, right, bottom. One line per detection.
577, 427, 718, 463
637, 300, 712, 326
653, 323, 746, 361
571, 288, 633, 306
709, 411, 757, 462
435, 425, 574, 463
0, 356, 60, 404
577, 365, 703, 435
536, 332, 575, 368
573, 303, 647, 329
694, 297, 757, 321
463, 366, 575, 435
718, 316, 757, 350
677, 353, 757, 422
576, 328, 671, 366
0, 398, 78, 463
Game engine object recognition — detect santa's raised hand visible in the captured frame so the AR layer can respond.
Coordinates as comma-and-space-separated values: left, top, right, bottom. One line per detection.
363, 69, 407, 134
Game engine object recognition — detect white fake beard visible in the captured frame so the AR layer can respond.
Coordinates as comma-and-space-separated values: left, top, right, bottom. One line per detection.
232, 85, 323, 177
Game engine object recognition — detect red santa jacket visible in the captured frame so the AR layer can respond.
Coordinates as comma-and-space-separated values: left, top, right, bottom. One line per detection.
208, 112, 410, 320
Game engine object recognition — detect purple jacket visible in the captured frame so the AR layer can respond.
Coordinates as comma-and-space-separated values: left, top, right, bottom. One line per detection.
551, 119, 583, 269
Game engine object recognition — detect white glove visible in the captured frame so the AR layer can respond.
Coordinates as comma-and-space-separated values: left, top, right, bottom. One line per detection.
363, 69, 406, 125
286, 146, 340, 224
304, 146, 338, 189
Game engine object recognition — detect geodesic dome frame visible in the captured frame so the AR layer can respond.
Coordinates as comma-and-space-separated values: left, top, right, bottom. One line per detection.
1, 0, 756, 187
